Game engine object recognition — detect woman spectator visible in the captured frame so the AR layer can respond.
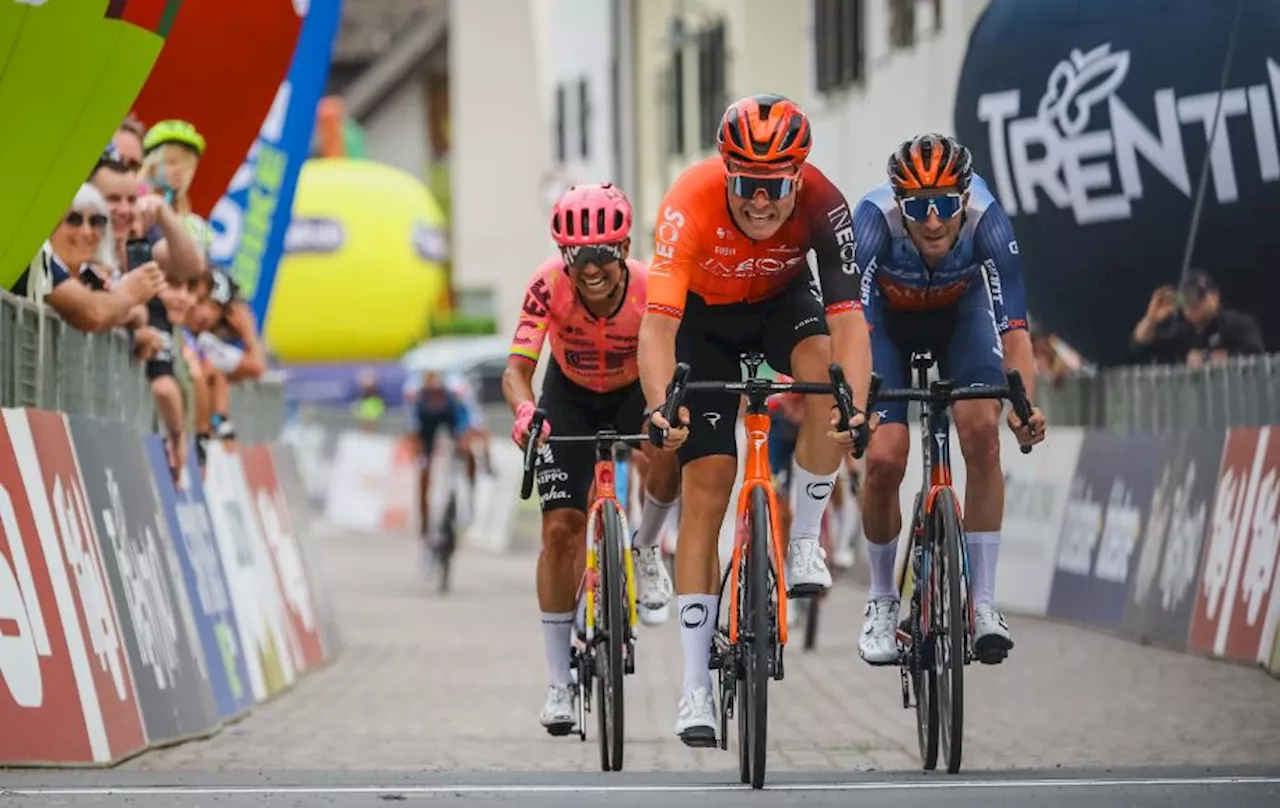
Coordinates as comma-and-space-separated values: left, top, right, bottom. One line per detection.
11, 184, 163, 332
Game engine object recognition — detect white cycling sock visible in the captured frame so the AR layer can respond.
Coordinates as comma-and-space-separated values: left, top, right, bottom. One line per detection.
634, 494, 678, 549
967, 531, 1000, 606
678, 594, 718, 694
789, 463, 838, 542
541, 612, 574, 687
867, 539, 899, 600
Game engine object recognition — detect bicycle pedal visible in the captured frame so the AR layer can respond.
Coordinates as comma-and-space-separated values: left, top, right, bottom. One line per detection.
787, 583, 825, 599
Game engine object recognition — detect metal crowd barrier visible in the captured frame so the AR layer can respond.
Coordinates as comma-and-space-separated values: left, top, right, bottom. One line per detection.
1, 290, 285, 441
1037, 352, 1280, 432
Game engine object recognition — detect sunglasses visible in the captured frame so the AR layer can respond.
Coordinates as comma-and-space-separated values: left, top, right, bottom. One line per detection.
562, 244, 623, 269
65, 211, 109, 230
899, 193, 965, 222
728, 173, 797, 201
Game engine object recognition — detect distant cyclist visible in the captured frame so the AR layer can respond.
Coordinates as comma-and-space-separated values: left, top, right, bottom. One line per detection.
412, 370, 469, 571
849, 134, 1046, 667
504, 183, 681, 735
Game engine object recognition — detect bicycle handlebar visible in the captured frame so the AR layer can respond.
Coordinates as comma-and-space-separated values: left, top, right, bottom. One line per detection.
866, 368, 1039, 454
653, 362, 874, 459
518, 409, 648, 500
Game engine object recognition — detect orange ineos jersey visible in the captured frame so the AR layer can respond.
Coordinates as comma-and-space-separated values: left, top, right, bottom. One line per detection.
647, 157, 863, 319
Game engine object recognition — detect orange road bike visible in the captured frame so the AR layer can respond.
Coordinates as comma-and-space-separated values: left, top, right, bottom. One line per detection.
656, 352, 867, 789
519, 419, 644, 772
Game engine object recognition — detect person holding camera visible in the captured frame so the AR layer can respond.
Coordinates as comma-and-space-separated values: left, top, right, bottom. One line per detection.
1132, 270, 1265, 366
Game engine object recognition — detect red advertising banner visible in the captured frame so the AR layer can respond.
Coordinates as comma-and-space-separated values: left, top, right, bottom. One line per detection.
2, 410, 146, 762
1188, 427, 1280, 663
240, 445, 325, 672
0, 414, 94, 763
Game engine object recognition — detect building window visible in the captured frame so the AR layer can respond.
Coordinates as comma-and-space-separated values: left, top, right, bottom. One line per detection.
697, 20, 727, 151
664, 49, 685, 157
888, 0, 915, 49
554, 84, 566, 163
578, 78, 591, 159
814, 0, 865, 94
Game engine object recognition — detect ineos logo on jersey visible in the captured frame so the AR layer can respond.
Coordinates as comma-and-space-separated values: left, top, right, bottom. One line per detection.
680, 602, 708, 628
827, 202, 858, 275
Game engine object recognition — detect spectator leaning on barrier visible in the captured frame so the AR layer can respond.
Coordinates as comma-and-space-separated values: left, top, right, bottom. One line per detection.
112, 114, 146, 172
11, 184, 163, 332
1132, 270, 1266, 366
186, 268, 268, 449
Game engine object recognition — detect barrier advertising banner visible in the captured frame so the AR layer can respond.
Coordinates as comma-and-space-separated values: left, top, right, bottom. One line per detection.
1188, 427, 1280, 664
240, 444, 325, 673
1123, 431, 1224, 651
203, 441, 296, 701
0, 413, 111, 763
1048, 431, 1169, 629
4, 410, 145, 763
67, 417, 219, 743
270, 444, 341, 657
996, 427, 1085, 616
146, 436, 256, 721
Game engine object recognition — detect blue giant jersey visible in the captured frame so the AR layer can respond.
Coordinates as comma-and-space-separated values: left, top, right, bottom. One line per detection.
850, 174, 1028, 333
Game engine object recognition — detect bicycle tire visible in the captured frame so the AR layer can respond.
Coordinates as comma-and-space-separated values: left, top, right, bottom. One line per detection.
438, 494, 456, 594
747, 485, 772, 790
907, 495, 938, 770
802, 595, 820, 651
598, 499, 626, 772
932, 488, 965, 774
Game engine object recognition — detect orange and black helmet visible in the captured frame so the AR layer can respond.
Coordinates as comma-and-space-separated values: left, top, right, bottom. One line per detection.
888, 133, 973, 195
717, 94, 812, 170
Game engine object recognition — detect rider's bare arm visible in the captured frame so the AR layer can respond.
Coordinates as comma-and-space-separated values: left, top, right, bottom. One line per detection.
639, 312, 680, 412
502, 357, 538, 414
640, 196, 697, 413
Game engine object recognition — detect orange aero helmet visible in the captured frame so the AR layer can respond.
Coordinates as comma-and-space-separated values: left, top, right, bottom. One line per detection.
717, 93, 812, 170
888, 133, 973, 195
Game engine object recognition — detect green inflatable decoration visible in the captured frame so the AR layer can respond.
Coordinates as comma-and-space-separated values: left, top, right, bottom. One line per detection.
0, 0, 178, 284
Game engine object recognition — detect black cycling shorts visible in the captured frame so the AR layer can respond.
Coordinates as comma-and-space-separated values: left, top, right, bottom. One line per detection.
676, 271, 828, 465
535, 359, 646, 513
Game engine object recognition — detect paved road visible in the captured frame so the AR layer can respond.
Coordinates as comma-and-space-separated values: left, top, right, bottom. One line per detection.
3, 769, 1278, 807
3, 521, 1279, 805
109, 523, 1280, 774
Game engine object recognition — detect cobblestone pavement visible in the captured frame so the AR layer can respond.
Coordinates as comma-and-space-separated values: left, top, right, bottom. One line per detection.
124, 524, 1280, 773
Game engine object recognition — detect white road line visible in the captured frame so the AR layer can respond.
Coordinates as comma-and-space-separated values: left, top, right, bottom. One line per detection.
5, 776, 1280, 796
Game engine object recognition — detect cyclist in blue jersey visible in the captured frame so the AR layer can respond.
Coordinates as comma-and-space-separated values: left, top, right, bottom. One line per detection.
852, 134, 1046, 666
412, 370, 471, 569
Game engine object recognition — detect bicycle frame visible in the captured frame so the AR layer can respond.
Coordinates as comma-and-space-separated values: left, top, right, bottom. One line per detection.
581, 438, 640, 640
663, 357, 863, 649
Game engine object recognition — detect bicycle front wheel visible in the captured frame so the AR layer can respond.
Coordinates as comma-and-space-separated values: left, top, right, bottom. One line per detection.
746, 486, 773, 790
597, 499, 627, 772
931, 488, 965, 774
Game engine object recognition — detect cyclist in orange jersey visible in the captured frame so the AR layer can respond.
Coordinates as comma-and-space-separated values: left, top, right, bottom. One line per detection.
638, 94, 874, 746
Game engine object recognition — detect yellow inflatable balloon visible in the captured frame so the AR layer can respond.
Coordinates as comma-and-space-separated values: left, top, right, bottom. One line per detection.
265, 158, 450, 362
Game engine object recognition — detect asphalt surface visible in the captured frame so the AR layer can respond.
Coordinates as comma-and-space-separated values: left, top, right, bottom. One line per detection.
3, 521, 1279, 806
2, 768, 1278, 807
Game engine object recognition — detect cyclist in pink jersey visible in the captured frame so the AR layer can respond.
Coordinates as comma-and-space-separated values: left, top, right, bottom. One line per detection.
503, 183, 681, 736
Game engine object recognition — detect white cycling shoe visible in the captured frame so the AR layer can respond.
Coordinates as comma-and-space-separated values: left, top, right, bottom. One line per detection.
858, 596, 901, 666
973, 603, 1013, 663
786, 536, 833, 597
539, 684, 577, 737
633, 545, 673, 613
674, 687, 717, 748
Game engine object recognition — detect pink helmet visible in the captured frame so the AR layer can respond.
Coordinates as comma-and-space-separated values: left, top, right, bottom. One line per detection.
550, 183, 632, 247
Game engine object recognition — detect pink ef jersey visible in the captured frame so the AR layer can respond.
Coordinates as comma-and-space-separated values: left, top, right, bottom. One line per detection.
508, 257, 648, 393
